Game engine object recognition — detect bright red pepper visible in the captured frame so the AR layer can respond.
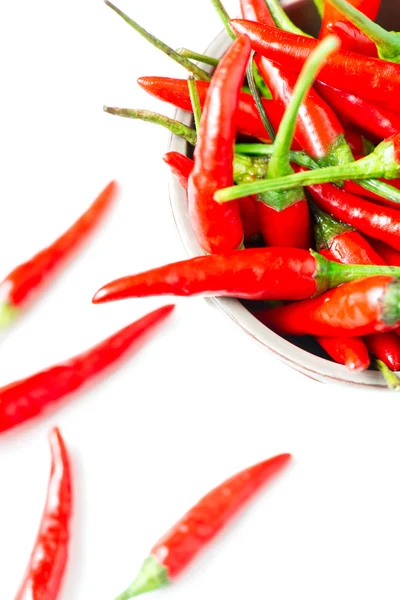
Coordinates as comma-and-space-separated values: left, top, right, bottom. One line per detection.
320, 0, 381, 38
366, 238, 400, 266
258, 276, 400, 337
315, 82, 400, 141
114, 454, 291, 599
230, 20, 400, 113
14, 428, 72, 600
0, 305, 174, 434
163, 152, 261, 244
343, 178, 400, 207
92, 248, 400, 304
0, 181, 118, 329
325, 20, 378, 55
240, 0, 275, 26
317, 335, 370, 370
188, 35, 253, 253
365, 333, 400, 371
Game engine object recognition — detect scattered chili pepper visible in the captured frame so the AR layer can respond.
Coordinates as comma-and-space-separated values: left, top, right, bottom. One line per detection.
258, 275, 400, 337
326, 20, 378, 56
317, 335, 370, 370
14, 427, 72, 600
214, 134, 400, 202
187, 35, 251, 253
0, 181, 117, 330
163, 152, 262, 243
92, 248, 400, 304
253, 36, 341, 248
366, 238, 400, 266
229, 19, 400, 113
314, 81, 400, 141
114, 454, 291, 600
0, 305, 174, 434
327, 0, 400, 63
319, 0, 381, 39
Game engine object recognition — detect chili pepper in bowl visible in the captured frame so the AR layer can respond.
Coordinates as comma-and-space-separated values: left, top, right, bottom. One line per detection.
327, 0, 400, 63
316, 335, 370, 371
325, 20, 378, 56
0, 305, 174, 435
14, 428, 72, 600
229, 20, 400, 112
114, 454, 291, 600
258, 276, 400, 337
92, 248, 400, 304
0, 181, 117, 331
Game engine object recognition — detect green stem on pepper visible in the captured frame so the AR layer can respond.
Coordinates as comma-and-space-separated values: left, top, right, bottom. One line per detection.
104, 1, 211, 81
313, 0, 324, 17
328, 0, 400, 63
188, 76, 202, 132
263, 0, 312, 36
375, 359, 400, 391
209, 0, 235, 39
176, 48, 219, 66
247, 51, 276, 141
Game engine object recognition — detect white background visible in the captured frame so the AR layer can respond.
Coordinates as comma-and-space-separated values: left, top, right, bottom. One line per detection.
1, 1, 400, 598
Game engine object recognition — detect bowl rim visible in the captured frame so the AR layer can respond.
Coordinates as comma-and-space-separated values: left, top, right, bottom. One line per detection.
168, 29, 389, 389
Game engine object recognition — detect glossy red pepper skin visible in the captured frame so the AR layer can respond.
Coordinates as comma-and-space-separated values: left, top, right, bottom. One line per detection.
255, 56, 345, 162
188, 35, 252, 253
138, 77, 271, 144
0, 181, 117, 313
163, 152, 261, 243
115, 454, 291, 599
366, 238, 400, 266
365, 333, 400, 371
15, 428, 72, 600
256, 201, 311, 248
258, 276, 400, 337
240, 0, 275, 26
315, 82, 400, 141
343, 179, 400, 207
230, 20, 400, 112
317, 335, 370, 370
320, 0, 381, 38
326, 20, 378, 56
0, 305, 174, 434
307, 182, 400, 250
323, 230, 386, 266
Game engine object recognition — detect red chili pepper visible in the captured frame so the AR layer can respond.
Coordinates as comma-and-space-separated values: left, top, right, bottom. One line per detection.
315, 82, 400, 141
14, 428, 72, 600
313, 205, 400, 371
343, 178, 400, 207
240, 0, 275, 26
317, 335, 370, 370
92, 248, 400, 304
258, 275, 400, 337
188, 35, 253, 253
366, 238, 400, 266
163, 152, 261, 243
326, 20, 378, 56
230, 19, 400, 112
0, 181, 118, 329
319, 0, 381, 38
0, 305, 174, 434
114, 454, 291, 600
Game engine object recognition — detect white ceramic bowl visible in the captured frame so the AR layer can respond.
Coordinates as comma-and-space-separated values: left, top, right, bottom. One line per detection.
168, 28, 390, 389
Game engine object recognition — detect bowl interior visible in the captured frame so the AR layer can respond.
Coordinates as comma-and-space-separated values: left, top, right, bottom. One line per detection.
168, 5, 393, 389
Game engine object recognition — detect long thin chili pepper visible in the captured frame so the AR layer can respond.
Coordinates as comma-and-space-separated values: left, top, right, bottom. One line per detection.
313, 205, 400, 373
214, 134, 400, 202
326, 20, 378, 56
187, 35, 250, 253
229, 19, 400, 112
137, 76, 289, 145
327, 0, 400, 62
367, 238, 400, 266
14, 428, 72, 600
317, 335, 370, 371
254, 36, 341, 248
0, 181, 117, 330
257, 276, 400, 337
163, 152, 262, 243
0, 305, 174, 434
240, 0, 275, 26
314, 82, 400, 141
319, 0, 381, 38
104, 2, 210, 81
114, 454, 291, 600
92, 249, 400, 304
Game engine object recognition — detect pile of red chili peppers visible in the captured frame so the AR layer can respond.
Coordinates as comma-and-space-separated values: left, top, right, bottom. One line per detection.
6, 0, 400, 598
